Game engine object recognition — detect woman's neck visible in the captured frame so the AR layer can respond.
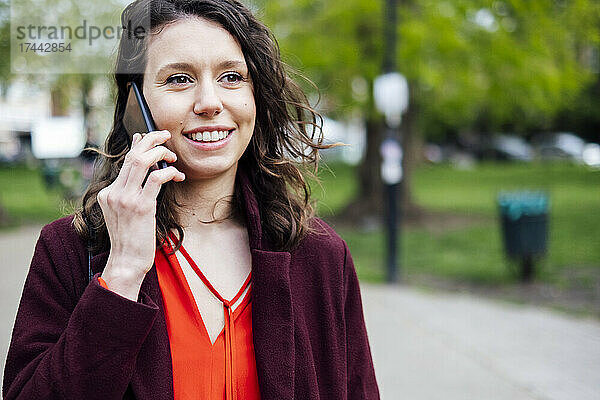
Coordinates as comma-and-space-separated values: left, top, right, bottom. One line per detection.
173, 167, 238, 229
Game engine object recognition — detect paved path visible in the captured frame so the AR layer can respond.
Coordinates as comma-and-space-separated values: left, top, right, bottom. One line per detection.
0, 224, 41, 397
1, 226, 599, 399
362, 284, 600, 399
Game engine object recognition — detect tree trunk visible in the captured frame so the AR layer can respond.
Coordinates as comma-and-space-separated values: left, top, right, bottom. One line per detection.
336, 84, 423, 227
359, 116, 386, 212
399, 84, 423, 219
335, 115, 385, 228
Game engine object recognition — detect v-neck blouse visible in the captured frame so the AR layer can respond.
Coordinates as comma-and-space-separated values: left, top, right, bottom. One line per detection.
153, 234, 261, 400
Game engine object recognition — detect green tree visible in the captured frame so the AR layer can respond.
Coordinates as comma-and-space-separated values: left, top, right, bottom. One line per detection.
256, 0, 600, 223
257, 0, 389, 221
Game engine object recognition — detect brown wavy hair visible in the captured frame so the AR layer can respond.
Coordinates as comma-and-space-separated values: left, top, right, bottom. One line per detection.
73, 0, 335, 253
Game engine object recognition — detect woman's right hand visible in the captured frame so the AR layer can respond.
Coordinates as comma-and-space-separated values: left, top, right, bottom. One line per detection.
97, 130, 185, 300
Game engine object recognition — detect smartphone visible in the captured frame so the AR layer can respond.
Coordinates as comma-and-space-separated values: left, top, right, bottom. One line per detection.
123, 81, 168, 169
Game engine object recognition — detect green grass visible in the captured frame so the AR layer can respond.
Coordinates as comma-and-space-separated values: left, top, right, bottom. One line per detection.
313, 161, 600, 285
310, 162, 358, 217
0, 164, 74, 227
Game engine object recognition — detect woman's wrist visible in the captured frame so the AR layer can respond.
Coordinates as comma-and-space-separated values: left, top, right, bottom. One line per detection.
101, 257, 148, 301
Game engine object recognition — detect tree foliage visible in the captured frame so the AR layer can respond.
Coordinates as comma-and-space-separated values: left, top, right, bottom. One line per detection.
254, 0, 383, 118
255, 0, 600, 138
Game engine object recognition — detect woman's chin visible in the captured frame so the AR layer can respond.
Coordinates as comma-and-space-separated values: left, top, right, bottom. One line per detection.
178, 161, 238, 182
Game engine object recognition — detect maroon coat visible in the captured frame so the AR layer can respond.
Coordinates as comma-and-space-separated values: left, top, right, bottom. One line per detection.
3, 171, 380, 400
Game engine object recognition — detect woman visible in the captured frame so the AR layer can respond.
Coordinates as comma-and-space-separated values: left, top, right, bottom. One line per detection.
2, 0, 380, 399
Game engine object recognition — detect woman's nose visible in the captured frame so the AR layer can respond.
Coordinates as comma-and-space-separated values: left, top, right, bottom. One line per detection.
193, 80, 223, 117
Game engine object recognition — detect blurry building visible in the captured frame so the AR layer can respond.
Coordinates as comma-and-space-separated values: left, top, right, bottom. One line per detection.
0, 79, 51, 163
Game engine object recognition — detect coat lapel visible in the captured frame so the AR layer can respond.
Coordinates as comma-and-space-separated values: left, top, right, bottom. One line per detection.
250, 248, 294, 399
239, 170, 295, 400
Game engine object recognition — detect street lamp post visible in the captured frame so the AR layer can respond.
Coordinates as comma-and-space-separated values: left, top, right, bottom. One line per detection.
383, 0, 397, 74
374, 0, 408, 283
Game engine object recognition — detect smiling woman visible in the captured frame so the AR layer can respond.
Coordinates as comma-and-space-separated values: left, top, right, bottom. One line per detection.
2, 1, 380, 400
143, 17, 256, 181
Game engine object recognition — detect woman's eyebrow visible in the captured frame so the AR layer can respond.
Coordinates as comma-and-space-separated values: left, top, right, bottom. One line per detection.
218, 59, 247, 70
155, 60, 248, 77
155, 62, 195, 77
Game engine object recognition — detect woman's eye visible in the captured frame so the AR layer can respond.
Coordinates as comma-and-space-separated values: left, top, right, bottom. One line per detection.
166, 74, 192, 85
220, 73, 244, 85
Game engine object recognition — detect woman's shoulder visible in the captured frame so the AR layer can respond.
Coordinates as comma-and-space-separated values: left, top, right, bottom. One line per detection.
41, 214, 76, 231
292, 217, 349, 261
28, 215, 89, 297
40, 214, 79, 239
38, 215, 87, 257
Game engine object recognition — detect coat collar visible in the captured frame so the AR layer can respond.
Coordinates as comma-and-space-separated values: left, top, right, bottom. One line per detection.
90, 168, 295, 400
238, 169, 296, 399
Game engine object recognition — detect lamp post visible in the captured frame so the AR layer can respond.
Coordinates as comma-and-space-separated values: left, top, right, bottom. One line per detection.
373, 0, 408, 283
383, 0, 397, 74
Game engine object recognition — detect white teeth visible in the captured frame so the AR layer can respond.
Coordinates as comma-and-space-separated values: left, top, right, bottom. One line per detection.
188, 130, 231, 142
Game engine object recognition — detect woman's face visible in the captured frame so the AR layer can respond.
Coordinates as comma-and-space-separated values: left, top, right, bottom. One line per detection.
142, 17, 256, 181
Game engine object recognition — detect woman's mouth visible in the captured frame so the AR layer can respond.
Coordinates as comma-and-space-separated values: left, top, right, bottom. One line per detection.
183, 129, 234, 143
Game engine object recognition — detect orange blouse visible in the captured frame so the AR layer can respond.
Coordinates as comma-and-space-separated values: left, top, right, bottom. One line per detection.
114, 232, 260, 400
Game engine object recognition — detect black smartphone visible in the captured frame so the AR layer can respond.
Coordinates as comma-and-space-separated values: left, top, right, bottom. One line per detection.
123, 81, 168, 169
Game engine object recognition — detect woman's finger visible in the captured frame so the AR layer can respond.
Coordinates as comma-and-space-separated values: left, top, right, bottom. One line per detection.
115, 130, 171, 189
112, 132, 145, 188
123, 146, 178, 192
141, 166, 185, 201
135, 130, 171, 152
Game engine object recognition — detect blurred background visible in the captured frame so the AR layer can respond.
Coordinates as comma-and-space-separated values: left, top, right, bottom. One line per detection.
1, 0, 599, 399
1, 0, 598, 312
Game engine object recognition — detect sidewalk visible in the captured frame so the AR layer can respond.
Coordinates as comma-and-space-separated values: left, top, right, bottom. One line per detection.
362, 283, 600, 400
2, 226, 600, 399
1, 225, 42, 399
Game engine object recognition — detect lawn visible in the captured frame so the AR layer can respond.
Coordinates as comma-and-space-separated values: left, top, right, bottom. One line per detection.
0, 164, 74, 226
312, 161, 600, 289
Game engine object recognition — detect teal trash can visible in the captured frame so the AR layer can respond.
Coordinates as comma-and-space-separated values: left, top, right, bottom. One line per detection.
497, 191, 549, 282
